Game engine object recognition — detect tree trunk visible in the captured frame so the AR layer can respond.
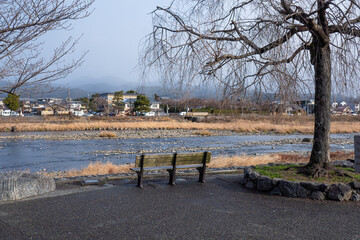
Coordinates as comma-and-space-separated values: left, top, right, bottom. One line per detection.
308, 43, 332, 169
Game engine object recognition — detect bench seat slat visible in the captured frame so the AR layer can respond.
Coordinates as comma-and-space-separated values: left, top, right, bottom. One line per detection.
135, 153, 211, 168
130, 164, 203, 172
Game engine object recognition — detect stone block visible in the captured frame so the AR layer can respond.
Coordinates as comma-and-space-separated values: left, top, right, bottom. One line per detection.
256, 176, 273, 192
351, 193, 360, 202
278, 180, 298, 197
0, 172, 55, 202
269, 187, 282, 196
296, 185, 309, 198
300, 182, 322, 192
327, 183, 352, 201
245, 180, 255, 190
310, 191, 326, 201
350, 181, 360, 190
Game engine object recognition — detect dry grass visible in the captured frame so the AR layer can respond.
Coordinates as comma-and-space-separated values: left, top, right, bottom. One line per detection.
99, 131, 116, 138
1, 115, 360, 133
209, 151, 354, 168
192, 130, 212, 136
44, 151, 354, 178
45, 161, 133, 178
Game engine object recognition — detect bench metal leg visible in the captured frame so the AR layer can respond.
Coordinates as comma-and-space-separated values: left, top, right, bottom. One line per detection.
167, 169, 176, 186
197, 167, 206, 183
136, 171, 144, 188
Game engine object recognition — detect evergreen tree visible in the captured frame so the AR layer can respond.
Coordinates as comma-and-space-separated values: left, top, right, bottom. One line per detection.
3, 93, 20, 112
134, 95, 151, 113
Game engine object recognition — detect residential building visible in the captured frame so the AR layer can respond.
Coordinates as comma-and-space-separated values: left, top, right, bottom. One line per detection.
331, 106, 353, 115
99, 92, 139, 106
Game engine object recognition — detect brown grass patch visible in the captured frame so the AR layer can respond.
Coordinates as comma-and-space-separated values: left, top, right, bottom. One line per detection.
192, 130, 212, 136
45, 161, 133, 178
209, 151, 354, 168
99, 131, 116, 138
1, 115, 360, 133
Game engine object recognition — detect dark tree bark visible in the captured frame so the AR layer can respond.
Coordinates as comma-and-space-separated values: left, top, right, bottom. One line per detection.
309, 44, 332, 170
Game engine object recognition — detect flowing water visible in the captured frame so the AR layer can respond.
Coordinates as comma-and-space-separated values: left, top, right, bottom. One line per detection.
0, 132, 355, 172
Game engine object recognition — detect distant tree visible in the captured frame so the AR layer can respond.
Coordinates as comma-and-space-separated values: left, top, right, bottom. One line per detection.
75, 97, 90, 108
3, 94, 20, 112
154, 94, 161, 102
89, 93, 109, 113
113, 91, 125, 113
0, 0, 94, 95
134, 95, 151, 113
126, 90, 138, 94
48, 103, 66, 116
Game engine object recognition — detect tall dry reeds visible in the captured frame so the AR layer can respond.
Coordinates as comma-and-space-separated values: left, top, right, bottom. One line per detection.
45, 161, 133, 178
1, 115, 360, 133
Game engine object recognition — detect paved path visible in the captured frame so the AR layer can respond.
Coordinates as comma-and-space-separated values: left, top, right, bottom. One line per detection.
0, 174, 359, 240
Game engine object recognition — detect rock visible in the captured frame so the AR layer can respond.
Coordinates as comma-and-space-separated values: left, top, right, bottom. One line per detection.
319, 183, 330, 192
244, 168, 252, 178
249, 171, 260, 181
301, 182, 323, 192
271, 178, 281, 186
239, 174, 245, 185
351, 193, 360, 202
0, 172, 55, 202
327, 183, 352, 201
256, 176, 273, 192
278, 180, 298, 197
350, 181, 360, 190
245, 180, 255, 190
302, 138, 311, 143
310, 191, 326, 201
269, 187, 282, 196
296, 185, 309, 198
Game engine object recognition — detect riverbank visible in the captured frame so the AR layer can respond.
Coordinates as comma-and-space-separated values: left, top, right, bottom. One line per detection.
1, 115, 360, 133
43, 151, 354, 179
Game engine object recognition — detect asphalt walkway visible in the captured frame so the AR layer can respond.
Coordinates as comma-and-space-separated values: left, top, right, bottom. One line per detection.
0, 174, 359, 240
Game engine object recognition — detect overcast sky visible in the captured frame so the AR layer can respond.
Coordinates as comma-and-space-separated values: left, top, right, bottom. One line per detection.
44, 0, 171, 88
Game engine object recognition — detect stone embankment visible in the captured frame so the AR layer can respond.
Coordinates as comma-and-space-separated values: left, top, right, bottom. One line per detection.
241, 161, 360, 202
0, 172, 55, 202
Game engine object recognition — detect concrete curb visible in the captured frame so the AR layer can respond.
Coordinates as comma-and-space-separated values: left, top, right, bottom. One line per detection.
0, 172, 56, 202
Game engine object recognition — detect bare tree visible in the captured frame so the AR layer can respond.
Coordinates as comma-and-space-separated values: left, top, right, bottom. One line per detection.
0, 0, 94, 95
142, 0, 360, 176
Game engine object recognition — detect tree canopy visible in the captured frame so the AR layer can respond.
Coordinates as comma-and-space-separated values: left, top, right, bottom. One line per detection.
134, 95, 151, 113
0, 0, 94, 95
3, 93, 20, 112
143, 0, 360, 175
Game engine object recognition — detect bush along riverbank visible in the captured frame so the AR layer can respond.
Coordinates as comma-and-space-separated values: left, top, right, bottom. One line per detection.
241, 161, 360, 202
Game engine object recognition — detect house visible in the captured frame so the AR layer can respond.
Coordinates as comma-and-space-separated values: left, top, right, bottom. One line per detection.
295, 99, 315, 115
37, 98, 63, 104
150, 101, 161, 111
1, 109, 11, 116
332, 102, 339, 109
340, 101, 347, 107
355, 103, 360, 113
332, 106, 353, 115
99, 92, 138, 107
123, 98, 136, 115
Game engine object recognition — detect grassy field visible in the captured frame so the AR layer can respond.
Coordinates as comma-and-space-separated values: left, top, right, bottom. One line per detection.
1, 115, 360, 133
44, 151, 354, 178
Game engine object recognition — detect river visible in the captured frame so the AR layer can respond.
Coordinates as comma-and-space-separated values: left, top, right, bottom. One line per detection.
0, 132, 355, 172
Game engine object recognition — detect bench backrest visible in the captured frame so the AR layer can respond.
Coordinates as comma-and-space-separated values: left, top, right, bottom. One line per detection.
135, 152, 211, 168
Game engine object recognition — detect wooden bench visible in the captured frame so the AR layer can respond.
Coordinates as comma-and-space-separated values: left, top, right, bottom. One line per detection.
130, 152, 211, 188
